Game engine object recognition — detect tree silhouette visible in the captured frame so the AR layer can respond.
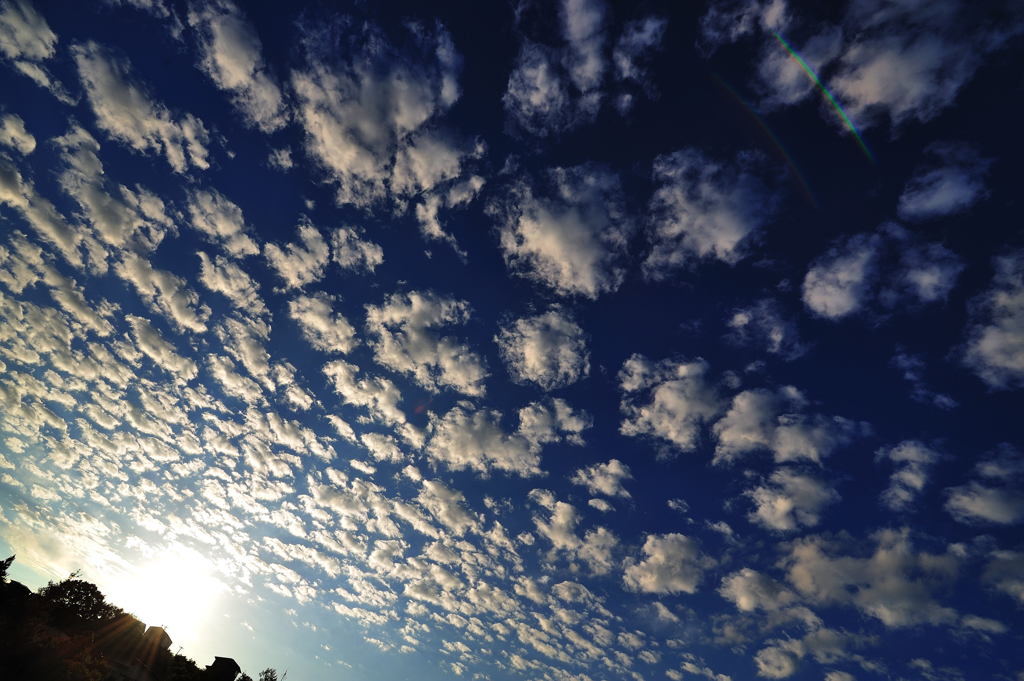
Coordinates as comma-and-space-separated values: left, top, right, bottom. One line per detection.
0, 554, 12, 582
38, 572, 123, 627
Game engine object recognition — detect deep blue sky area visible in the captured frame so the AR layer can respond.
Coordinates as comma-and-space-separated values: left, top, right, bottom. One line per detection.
1, 0, 1023, 680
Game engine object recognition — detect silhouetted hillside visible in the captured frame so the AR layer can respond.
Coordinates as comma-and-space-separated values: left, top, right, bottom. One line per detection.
0, 556, 277, 681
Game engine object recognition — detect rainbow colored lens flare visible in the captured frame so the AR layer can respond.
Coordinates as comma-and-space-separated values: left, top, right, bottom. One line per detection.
772, 31, 875, 163
712, 74, 817, 207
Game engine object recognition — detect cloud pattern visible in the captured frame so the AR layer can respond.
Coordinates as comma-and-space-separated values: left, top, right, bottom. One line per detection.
0, 1, 1020, 681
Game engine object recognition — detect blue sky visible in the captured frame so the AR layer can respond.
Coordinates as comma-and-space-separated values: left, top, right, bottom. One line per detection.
0, 0, 1022, 679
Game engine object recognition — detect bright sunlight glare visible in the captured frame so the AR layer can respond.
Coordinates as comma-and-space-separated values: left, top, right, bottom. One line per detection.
106, 547, 224, 650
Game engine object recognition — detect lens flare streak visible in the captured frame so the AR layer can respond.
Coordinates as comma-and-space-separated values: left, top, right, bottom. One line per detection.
772, 31, 875, 163
713, 74, 817, 207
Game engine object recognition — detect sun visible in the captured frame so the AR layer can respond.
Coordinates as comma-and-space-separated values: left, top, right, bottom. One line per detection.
108, 546, 225, 646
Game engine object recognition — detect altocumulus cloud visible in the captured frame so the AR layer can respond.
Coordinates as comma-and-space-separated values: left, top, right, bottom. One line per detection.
0, 1, 1019, 681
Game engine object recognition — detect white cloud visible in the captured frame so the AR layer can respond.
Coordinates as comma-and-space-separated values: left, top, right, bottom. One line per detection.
701, 0, 1024, 131
829, 1, 1023, 130
0, 0, 55, 61
804, 225, 963, 320
39, 265, 116, 337
426, 403, 538, 477
2, 4, 1015, 677
726, 298, 806, 360
644, 148, 777, 276
982, 550, 1024, 605
713, 386, 866, 465
757, 26, 842, 111
504, 42, 573, 136
577, 526, 618, 575
0, 0, 69, 103
417, 479, 478, 536
561, 0, 607, 94
10, 59, 69, 100
618, 354, 721, 455
946, 479, 1024, 525
622, 533, 713, 594
884, 238, 963, 306
974, 446, 1024, 481
291, 19, 461, 207
267, 147, 293, 171
782, 528, 959, 628
188, 0, 287, 132
322, 359, 413, 435
719, 567, 797, 612
125, 314, 198, 382
365, 290, 487, 396
963, 251, 1024, 389
528, 492, 617, 574
115, 252, 210, 332
802, 233, 880, 319
426, 399, 588, 478
187, 188, 259, 257
331, 227, 383, 273
213, 315, 273, 391
106, 0, 173, 20
824, 673, 855, 681
876, 441, 940, 511
359, 432, 402, 463
898, 143, 990, 221
551, 580, 599, 606
613, 16, 666, 84
390, 131, 467, 197
493, 164, 632, 299
517, 397, 592, 447
504, 1, 664, 135
288, 292, 358, 354
324, 415, 357, 445
754, 645, 799, 679
413, 174, 485, 254
0, 156, 82, 267
571, 459, 632, 498
677, 658, 735, 681
208, 353, 264, 404
196, 251, 268, 318
698, 0, 788, 53
0, 230, 44, 293
745, 468, 839, 531
753, 624, 886, 675
264, 219, 330, 290
495, 307, 589, 390
0, 113, 35, 154
72, 41, 210, 173
54, 125, 173, 256
292, 20, 483, 254
890, 351, 958, 410
958, 614, 1006, 637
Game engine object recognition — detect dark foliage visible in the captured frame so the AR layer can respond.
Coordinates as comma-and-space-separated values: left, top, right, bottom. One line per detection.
38, 572, 125, 629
